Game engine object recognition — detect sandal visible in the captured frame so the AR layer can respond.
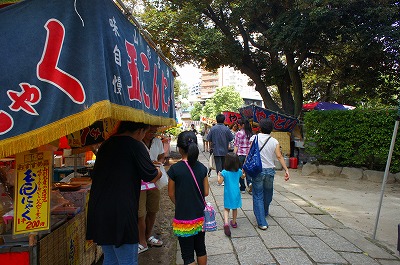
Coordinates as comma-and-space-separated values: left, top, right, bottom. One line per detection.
230, 220, 238, 228
138, 244, 148, 254
223, 224, 231, 237
147, 236, 163, 247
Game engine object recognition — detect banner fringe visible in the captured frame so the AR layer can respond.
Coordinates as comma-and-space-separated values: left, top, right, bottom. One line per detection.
0, 100, 176, 158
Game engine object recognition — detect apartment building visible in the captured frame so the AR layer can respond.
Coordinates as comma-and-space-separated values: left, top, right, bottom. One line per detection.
197, 66, 263, 106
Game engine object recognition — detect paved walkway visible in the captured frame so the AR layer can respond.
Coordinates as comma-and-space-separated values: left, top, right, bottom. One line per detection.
174, 136, 400, 265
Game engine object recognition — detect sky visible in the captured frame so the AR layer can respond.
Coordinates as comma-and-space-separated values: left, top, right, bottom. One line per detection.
175, 64, 201, 87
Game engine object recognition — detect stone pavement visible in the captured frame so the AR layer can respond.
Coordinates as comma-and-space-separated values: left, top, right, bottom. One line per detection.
174, 137, 400, 265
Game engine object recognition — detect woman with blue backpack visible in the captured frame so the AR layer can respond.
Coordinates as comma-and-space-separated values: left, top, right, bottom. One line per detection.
249, 118, 290, 230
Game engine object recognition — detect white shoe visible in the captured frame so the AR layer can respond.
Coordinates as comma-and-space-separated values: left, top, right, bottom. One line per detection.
138, 244, 148, 254
147, 236, 163, 247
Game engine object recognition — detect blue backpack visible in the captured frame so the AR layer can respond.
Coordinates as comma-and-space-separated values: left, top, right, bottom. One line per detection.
243, 135, 271, 177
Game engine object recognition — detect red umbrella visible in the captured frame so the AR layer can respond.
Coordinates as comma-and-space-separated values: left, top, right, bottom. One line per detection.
302, 102, 319, 110
303, 102, 355, 111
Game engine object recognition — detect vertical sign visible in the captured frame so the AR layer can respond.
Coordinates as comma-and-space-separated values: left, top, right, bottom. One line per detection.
66, 216, 82, 265
14, 150, 52, 235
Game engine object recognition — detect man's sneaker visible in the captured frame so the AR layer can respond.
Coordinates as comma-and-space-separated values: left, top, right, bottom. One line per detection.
247, 183, 252, 195
258, 225, 268, 230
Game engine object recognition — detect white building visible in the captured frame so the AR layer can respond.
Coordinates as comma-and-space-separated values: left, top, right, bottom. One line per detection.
188, 82, 201, 96
199, 66, 263, 106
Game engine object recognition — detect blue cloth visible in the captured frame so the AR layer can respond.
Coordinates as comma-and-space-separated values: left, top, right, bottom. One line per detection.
252, 168, 275, 227
221, 169, 243, 209
0, 0, 175, 143
101, 244, 138, 265
207, 124, 233, 156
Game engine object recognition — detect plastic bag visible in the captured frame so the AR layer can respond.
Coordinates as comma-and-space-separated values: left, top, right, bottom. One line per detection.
155, 165, 168, 189
209, 153, 215, 170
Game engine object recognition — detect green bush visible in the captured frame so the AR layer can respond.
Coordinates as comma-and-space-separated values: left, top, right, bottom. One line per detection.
304, 108, 400, 173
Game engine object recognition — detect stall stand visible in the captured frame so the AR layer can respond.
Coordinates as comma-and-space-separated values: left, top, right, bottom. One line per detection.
0, 149, 100, 265
0, 0, 176, 263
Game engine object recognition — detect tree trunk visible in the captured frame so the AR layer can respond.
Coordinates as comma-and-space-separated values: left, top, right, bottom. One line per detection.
276, 71, 295, 115
286, 52, 303, 117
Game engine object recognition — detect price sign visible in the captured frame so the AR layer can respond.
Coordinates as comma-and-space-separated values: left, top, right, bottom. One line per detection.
14, 151, 52, 235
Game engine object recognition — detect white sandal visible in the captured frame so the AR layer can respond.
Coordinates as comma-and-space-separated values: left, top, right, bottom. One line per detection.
138, 244, 148, 254
147, 236, 163, 247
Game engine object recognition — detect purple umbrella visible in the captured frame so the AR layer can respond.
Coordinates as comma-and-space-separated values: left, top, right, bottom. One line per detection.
314, 102, 355, 110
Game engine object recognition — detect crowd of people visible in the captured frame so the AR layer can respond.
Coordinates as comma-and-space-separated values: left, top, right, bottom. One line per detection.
206, 115, 290, 233
85, 115, 290, 265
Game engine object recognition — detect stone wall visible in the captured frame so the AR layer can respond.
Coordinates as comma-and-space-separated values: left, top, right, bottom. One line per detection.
300, 163, 399, 183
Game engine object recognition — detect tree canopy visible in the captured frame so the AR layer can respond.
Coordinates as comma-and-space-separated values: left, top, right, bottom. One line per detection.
204, 86, 244, 117
173, 79, 188, 103
136, 0, 399, 116
190, 102, 203, 120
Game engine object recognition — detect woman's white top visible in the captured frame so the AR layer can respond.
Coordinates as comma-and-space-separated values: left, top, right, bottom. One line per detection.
249, 133, 278, 169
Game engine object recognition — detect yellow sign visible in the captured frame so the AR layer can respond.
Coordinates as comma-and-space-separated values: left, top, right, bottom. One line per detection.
14, 151, 52, 235
200, 116, 215, 126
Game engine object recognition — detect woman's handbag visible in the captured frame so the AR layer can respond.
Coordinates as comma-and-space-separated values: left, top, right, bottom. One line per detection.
184, 161, 217, 232
243, 135, 271, 177
203, 202, 217, 232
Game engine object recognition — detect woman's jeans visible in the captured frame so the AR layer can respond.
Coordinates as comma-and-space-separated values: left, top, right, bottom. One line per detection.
238, 155, 247, 191
101, 244, 138, 265
252, 168, 275, 227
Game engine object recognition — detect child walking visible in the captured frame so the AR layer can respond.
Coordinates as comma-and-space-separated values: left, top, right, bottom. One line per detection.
167, 131, 209, 265
217, 153, 245, 237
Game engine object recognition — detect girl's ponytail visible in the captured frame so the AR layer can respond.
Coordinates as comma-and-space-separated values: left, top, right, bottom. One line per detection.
177, 131, 199, 166
187, 139, 199, 166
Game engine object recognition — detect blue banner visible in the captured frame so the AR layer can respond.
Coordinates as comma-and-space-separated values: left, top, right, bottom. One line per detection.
0, 0, 175, 157
239, 105, 298, 132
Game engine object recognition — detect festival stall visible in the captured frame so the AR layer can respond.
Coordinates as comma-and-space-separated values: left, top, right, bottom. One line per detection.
239, 105, 301, 167
0, 0, 175, 264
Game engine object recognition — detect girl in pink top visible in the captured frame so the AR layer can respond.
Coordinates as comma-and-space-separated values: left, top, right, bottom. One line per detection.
233, 118, 253, 193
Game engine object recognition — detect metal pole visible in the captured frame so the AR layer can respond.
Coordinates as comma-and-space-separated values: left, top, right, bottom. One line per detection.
373, 119, 399, 239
